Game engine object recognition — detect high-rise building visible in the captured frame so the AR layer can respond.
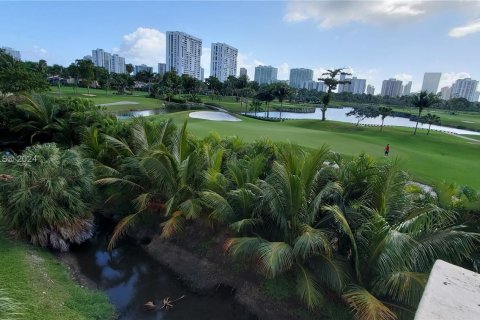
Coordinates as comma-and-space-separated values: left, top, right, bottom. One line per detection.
91, 48, 126, 73
111, 54, 126, 74
440, 86, 452, 100
83, 55, 92, 61
421, 72, 442, 94
367, 84, 375, 95
475, 91, 480, 102
289, 68, 313, 89
254, 65, 278, 84
201, 68, 205, 81
338, 74, 366, 94
166, 31, 202, 79
240, 67, 247, 77
1, 47, 21, 60
302, 80, 327, 92
402, 81, 412, 96
381, 78, 403, 97
158, 63, 166, 77
451, 78, 479, 102
210, 42, 238, 82
134, 64, 153, 75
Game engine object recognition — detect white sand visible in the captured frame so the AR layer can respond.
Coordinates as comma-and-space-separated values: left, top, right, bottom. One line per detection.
82, 94, 97, 97
97, 101, 140, 106
189, 111, 241, 122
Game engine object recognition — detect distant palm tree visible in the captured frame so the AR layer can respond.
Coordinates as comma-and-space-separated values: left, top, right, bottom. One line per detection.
420, 113, 441, 135
378, 106, 393, 131
0, 144, 95, 251
318, 68, 351, 121
411, 91, 439, 135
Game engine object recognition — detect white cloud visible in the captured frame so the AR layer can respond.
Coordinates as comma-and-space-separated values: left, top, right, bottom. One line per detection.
394, 73, 413, 82
277, 62, 290, 80
116, 27, 165, 67
449, 19, 480, 37
284, 0, 477, 29
237, 52, 265, 80
33, 45, 48, 58
439, 71, 471, 88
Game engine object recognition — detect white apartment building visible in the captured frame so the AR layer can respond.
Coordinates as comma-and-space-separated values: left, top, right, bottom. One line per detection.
92, 49, 106, 68
166, 31, 202, 80
254, 65, 278, 84
440, 86, 452, 100
421, 72, 441, 94
289, 68, 313, 89
403, 81, 412, 96
451, 78, 479, 102
2, 46, 21, 60
302, 80, 328, 92
134, 64, 153, 75
210, 42, 238, 82
381, 78, 403, 97
111, 54, 126, 74
367, 84, 375, 95
338, 74, 367, 94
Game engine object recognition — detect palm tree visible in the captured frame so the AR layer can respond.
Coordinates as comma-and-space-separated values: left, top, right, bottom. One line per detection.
378, 106, 393, 131
411, 91, 439, 135
420, 113, 441, 135
94, 119, 208, 249
0, 143, 95, 251
223, 145, 349, 309
272, 82, 291, 120
318, 68, 351, 121
328, 158, 480, 319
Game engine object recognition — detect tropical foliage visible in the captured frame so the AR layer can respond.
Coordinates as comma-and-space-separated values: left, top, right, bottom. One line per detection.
0, 144, 95, 251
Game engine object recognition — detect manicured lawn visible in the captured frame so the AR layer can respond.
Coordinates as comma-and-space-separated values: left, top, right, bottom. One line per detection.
159, 111, 480, 189
0, 231, 115, 320
47, 86, 164, 112
391, 107, 480, 132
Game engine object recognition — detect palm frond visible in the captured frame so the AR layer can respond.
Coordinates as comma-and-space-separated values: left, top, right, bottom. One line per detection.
343, 285, 397, 320
258, 241, 295, 277
295, 264, 324, 309
160, 211, 186, 239
108, 214, 138, 250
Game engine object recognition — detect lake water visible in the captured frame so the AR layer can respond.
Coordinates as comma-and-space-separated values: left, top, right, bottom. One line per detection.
70, 219, 256, 320
246, 108, 480, 136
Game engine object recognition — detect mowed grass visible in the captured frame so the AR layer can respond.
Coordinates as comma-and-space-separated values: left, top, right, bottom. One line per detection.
0, 231, 115, 320
47, 86, 164, 112
159, 111, 480, 189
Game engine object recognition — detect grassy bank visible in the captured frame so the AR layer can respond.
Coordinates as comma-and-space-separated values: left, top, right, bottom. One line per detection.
159, 111, 480, 189
0, 231, 115, 320
47, 86, 164, 112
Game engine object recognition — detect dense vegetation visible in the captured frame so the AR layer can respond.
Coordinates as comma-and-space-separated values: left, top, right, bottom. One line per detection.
1, 50, 480, 319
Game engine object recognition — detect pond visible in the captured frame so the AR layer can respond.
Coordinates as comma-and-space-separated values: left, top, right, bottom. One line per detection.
246, 107, 480, 135
70, 220, 256, 320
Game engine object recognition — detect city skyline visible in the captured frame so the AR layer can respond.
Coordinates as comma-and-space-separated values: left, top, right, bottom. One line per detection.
1, 1, 479, 92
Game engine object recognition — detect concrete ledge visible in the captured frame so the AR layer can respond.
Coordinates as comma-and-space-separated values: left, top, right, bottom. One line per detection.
415, 260, 480, 320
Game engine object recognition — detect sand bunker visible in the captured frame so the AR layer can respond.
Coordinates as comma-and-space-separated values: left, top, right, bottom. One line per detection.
98, 101, 140, 106
189, 111, 241, 122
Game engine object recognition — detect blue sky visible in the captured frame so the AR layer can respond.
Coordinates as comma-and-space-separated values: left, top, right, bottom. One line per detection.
1, 1, 479, 92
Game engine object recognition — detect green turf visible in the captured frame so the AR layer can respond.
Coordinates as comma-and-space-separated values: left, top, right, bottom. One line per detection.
0, 231, 115, 320
48, 86, 164, 112
158, 111, 480, 189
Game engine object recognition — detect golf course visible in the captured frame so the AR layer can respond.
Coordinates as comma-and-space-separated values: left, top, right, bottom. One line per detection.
48, 86, 480, 189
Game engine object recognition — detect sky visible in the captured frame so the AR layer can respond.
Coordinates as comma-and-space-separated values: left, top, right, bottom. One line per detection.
1, 0, 479, 92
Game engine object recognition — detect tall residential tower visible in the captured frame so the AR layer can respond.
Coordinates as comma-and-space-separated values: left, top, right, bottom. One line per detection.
289, 68, 313, 89
210, 42, 238, 82
254, 65, 278, 84
166, 31, 202, 80
421, 72, 441, 94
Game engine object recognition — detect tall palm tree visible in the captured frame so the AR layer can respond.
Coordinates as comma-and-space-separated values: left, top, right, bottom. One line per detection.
318, 68, 351, 121
0, 143, 95, 251
223, 145, 349, 309
411, 91, 439, 135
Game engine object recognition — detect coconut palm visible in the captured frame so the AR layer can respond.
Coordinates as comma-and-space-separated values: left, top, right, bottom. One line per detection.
328, 158, 480, 319
419, 113, 441, 135
94, 119, 208, 249
411, 91, 439, 135
223, 145, 349, 309
0, 143, 95, 251
318, 68, 351, 121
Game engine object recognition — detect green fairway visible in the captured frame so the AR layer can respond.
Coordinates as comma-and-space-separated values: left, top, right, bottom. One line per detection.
0, 231, 115, 319
48, 86, 164, 112
159, 111, 480, 189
